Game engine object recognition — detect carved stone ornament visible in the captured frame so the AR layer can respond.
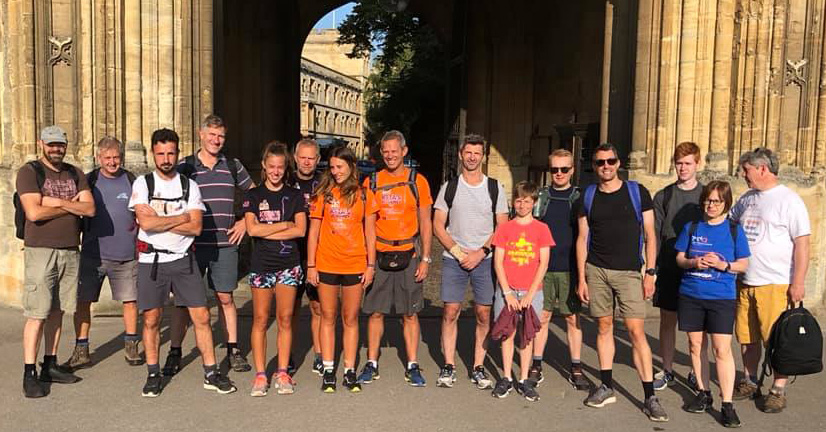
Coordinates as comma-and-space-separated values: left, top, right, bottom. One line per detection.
48, 36, 73, 66
785, 58, 808, 88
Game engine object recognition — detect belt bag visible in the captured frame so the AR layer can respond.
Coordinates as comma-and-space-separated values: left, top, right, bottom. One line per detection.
377, 249, 415, 272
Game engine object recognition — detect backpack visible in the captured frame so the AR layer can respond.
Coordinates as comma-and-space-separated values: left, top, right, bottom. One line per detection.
443, 176, 500, 228
180, 154, 239, 186
144, 173, 190, 204
14, 160, 80, 240
757, 303, 823, 394
534, 186, 581, 219
370, 168, 421, 247
583, 180, 643, 266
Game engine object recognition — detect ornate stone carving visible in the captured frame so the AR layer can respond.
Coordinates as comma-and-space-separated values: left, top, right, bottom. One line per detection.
785, 58, 808, 88
48, 36, 73, 66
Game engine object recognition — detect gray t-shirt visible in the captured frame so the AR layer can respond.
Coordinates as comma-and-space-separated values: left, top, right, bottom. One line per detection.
82, 171, 137, 261
434, 174, 509, 259
653, 182, 704, 271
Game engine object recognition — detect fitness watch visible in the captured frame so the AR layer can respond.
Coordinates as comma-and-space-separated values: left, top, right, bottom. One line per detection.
645, 267, 658, 276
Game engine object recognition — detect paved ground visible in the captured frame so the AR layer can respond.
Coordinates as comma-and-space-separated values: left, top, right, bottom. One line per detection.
1, 302, 825, 432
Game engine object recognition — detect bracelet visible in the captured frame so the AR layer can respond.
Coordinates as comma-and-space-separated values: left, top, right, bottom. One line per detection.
307, 265, 316, 268
367, 263, 375, 268
502, 290, 514, 296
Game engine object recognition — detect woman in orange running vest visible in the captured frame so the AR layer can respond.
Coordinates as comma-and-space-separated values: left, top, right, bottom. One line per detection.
307, 145, 377, 393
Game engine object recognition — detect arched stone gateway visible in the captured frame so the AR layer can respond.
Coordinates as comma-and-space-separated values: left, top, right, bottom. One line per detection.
0, 0, 824, 309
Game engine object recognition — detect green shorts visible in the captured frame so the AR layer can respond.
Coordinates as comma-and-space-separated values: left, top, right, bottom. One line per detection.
22, 247, 79, 319
542, 271, 581, 315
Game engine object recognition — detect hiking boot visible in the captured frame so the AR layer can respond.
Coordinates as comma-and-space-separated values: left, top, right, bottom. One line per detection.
23, 373, 47, 398
437, 364, 457, 388
312, 356, 324, 376
203, 372, 237, 394
470, 365, 493, 390
732, 379, 757, 400
274, 372, 295, 395
343, 369, 361, 393
527, 365, 544, 386
685, 391, 713, 413
643, 395, 669, 422
227, 350, 251, 373
358, 362, 380, 384
321, 369, 336, 393
124, 339, 144, 366
62, 345, 92, 370
250, 375, 269, 397
405, 363, 426, 387
142, 372, 162, 398
584, 384, 617, 408
491, 378, 513, 399
721, 404, 742, 428
39, 361, 81, 384
653, 370, 675, 391
517, 380, 540, 402
162, 351, 182, 377
568, 364, 590, 390
761, 390, 787, 413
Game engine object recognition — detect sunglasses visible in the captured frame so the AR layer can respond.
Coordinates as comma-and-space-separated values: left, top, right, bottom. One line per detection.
594, 158, 619, 167
550, 167, 572, 174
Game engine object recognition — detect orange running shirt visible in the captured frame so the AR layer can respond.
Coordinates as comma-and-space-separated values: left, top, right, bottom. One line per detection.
309, 186, 379, 274
363, 169, 433, 252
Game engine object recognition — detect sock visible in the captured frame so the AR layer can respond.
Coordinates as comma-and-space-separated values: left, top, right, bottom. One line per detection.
226, 342, 238, 353
532, 358, 542, 368
600, 369, 613, 389
368, 360, 378, 368
255, 371, 266, 378
323, 361, 334, 373
276, 368, 288, 375
571, 359, 581, 365
124, 333, 139, 342
314, 352, 322, 361
344, 367, 354, 374
722, 401, 733, 409
147, 364, 160, 375
770, 385, 786, 396
203, 364, 217, 378
518, 379, 525, 384
24, 363, 36, 377
76, 338, 89, 347
169, 346, 182, 356
643, 381, 655, 399
43, 355, 57, 365
407, 362, 417, 370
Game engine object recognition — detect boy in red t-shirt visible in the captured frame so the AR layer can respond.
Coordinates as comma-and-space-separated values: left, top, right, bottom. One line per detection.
491, 181, 554, 401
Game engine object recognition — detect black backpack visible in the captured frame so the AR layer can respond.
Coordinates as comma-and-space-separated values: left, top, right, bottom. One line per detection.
13, 160, 80, 240
757, 303, 823, 391
144, 173, 190, 204
443, 176, 499, 228
180, 154, 239, 185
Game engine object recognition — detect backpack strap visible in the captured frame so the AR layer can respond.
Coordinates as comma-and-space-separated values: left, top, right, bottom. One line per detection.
28, 161, 47, 191
729, 220, 739, 244
180, 155, 197, 179
662, 183, 675, 216
408, 167, 420, 207
225, 156, 239, 187
487, 177, 499, 227
125, 169, 136, 185
583, 184, 597, 219
443, 177, 460, 228
87, 168, 100, 190
686, 221, 700, 256
145, 173, 155, 199
627, 181, 645, 266
370, 172, 378, 193
180, 175, 190, 203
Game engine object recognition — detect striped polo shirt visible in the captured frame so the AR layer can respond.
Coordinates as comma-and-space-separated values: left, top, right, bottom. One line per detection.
177, 151, 253, 247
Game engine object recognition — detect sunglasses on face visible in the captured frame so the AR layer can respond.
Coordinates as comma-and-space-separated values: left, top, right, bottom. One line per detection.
594, 158, 619, 167
550, 167, 572, 174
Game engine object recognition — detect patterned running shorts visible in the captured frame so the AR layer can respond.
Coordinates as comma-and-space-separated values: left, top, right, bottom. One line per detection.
248, 265, 303, 289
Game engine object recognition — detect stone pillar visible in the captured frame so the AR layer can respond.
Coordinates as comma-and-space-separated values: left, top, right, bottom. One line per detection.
707, 0, 735, 172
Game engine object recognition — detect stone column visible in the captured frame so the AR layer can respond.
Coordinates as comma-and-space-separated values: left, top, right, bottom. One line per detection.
707, 0, 735, 172
124, 0, 142, 144
630, 0, 659, 171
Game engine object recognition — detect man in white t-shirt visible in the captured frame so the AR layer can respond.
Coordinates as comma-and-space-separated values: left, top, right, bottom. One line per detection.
729, 147, 811, 413
128, 128, 236, 398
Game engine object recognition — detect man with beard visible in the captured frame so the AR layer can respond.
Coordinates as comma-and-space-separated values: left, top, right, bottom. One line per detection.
129, 128, 236, 397
17, 125, 95, 398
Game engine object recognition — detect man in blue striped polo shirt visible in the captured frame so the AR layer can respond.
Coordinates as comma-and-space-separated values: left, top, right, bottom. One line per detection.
162, 114, 255, 375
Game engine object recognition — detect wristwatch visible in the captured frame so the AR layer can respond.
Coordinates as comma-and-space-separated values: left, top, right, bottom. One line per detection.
645, 267, 658, 276
481, 246, 492, 255
421, 256, 432, 264
724, 262, 731, 273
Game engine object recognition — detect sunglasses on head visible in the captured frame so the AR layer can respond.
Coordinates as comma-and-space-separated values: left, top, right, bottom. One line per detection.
550, 167, 572, 174
594, 158, 619, 167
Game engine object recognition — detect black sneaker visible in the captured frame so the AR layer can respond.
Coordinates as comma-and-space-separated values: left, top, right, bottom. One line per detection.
517, 380, 540, 402
721, 404, 742, 428
162, 352, 182, 376
142, 372, 162, 398
23, 373, 47, 398
568, 364, 590, 390
343, 369, 362, 393
203, 372, 237, 394
39, 361, 81, 384
491, 378, 513, 399
312, 357, 324, 376
527, 365, 544, 386
685, 391, 713, 413
321, 369, 336, 393
227, 350, 251, 373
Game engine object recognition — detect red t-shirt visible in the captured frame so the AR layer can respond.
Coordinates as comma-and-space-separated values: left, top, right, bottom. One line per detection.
492, 219, 555, 290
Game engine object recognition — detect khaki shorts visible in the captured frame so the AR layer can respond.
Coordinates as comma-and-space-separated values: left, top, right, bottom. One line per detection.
22, 247, 80, 319
735, 283, 789, 345
543, 272, 581, 315
585, 263, 645, 319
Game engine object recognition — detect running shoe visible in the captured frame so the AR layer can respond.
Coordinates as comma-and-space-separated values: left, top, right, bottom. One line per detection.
274, 372, 295, 395
250, 374, 269, 397
517, 380, 540, 402
203, 372, 237, 394
227, 350, 251, 373
721, 404, 742, 428
405, 364, 426, 387
687, 370, 699, 392
321, 369, 336, 393
162, 351, 182, 376
39, 361, 81, 384
527, 364, 544, 386
685, 391, 713, 413
312, 356, 324, 376
491, 378, 513, 399
584, 384, 617, 408
470, 365, 493, 390
343, 369, 362, 393
643, 395, 669, 422
142, 372, 162, 398
653, 370, 675, 391
437, 364, 457, 388
568, 364, 590, 390
358, 362, 380, 384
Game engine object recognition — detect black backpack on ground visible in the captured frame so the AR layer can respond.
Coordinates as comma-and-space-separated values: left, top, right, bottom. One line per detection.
13, 160, 80, 240
757, 303, 823, 394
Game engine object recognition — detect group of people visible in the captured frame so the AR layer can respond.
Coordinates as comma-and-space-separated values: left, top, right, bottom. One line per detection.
16, 117, 811, 428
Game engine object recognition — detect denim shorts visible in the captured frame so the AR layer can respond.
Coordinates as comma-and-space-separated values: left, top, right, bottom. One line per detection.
440, 257, 495, 306
493, 288, 545, 321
